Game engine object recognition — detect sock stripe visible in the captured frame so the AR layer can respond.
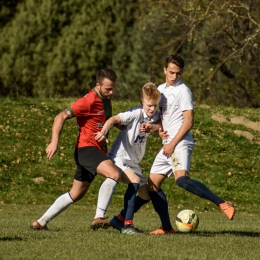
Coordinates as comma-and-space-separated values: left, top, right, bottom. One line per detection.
117, 214, 125, 222
67, 192, 75, 202
124, 220, 133, 226
107, 177, 118, 183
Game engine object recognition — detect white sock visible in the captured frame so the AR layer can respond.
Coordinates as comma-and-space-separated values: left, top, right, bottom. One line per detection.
37, 192, 74, 226
94, 178, 118, 219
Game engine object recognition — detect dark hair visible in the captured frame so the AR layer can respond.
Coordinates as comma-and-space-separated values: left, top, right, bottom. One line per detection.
165, 55, 185, 70
96, 68, 117, 85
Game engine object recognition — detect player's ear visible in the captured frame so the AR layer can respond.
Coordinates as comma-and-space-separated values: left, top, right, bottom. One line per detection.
95, 82, 101, 89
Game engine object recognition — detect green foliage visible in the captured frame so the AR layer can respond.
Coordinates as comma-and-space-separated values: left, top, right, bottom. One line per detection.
0, 0, 144, 98
0, 0, 23, 28
1, 0, 260, 107
139, 0, 260, 107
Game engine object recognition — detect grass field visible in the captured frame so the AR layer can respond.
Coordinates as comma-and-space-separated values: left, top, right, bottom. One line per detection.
0, 97, 260, 259
0, 204, 260, 260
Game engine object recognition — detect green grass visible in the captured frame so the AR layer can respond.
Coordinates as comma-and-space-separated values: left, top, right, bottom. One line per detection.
0, 204, 260, 260
0, 97, 260, 259
1, 97, 260, 211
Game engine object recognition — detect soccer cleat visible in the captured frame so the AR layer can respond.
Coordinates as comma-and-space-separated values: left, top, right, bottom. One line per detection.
149, 227, 175, 235
121, 225, 144, 235
110, 216, 124, 232
90, 217, 110, 230
219, 201, 235, 220
30, 221, 48, 230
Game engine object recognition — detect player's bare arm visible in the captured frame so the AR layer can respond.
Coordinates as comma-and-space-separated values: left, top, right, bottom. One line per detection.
162, 110, 194, 157
94, 115, 121, 143
46, 109, 73, 160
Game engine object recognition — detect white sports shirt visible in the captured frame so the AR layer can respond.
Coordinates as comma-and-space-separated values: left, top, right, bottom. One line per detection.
158, 80, 194, 146
108, 106, 160, 165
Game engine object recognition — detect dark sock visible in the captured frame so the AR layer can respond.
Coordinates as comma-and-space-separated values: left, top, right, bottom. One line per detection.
134, 196, 150, 213
119, 196, 150, 220
123, 183, 139, 228
149, 189, 172, 231
176, 176, 224, 206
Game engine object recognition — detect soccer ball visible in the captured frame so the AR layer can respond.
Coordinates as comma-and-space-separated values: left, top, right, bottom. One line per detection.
175, 209, 199, 233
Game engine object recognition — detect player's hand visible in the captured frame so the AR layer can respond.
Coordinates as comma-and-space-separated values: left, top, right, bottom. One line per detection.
159, 128, 168, 140
46, 142, 58, 160
140, 123, 152, 133
94, 132, 108, 143
162, 143, 175, 158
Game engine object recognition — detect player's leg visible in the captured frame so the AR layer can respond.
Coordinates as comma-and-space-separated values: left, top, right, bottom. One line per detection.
148, 173, 174, 234
93, 159, 120, 217
108, 168, 143, 234
110, 164, 151, 234
175, 169, 225, 204
110, 184, 150, 233
31, 148, 94, 230
90, 149, 120, 229
173, 145, 235, 220
118, 168, 140, 233
147, 149, 175, 234
31, 180, 90, 230
175, 171, 235, 219
134, 184, 150, 212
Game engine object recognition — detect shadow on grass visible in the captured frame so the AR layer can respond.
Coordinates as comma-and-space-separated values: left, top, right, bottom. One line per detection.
0, 236, 23, 241
176, 231, 260, 237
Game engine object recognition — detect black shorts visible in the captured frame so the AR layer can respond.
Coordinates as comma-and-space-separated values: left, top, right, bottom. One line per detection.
74, 146, 110, 183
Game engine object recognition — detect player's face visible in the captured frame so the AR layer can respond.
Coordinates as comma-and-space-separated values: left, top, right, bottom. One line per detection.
96, 78, 115, 99
141, 97, 159, 118
164, 62, 182, 86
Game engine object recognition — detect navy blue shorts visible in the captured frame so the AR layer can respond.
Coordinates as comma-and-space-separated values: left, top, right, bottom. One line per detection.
74, 146, 110, 183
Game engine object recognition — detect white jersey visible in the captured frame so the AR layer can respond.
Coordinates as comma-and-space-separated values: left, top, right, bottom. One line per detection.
108, 106, 160, 165
158, 80, 194, 147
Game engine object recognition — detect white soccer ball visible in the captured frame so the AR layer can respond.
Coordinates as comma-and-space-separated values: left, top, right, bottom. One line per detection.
175, 209, 199, 233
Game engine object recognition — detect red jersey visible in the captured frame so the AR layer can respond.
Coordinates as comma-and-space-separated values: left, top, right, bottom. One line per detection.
68, 89, 112, 153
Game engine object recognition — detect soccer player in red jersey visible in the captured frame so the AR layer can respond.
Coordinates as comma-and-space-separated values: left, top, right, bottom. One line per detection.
31, 68, 120, 230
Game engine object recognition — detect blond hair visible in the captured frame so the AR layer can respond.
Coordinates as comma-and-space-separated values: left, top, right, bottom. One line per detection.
141, 82, 161, 102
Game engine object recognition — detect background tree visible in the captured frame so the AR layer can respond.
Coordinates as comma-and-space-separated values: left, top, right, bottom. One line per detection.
0, 0, 141, 98
0, 0, 23, 28
140, 0, 260, 107
0, 0, 259, 107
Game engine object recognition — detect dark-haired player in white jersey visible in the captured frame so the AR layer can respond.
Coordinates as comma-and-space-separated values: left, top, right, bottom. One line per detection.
145, 54, 235, 235
92, 82, 164, 234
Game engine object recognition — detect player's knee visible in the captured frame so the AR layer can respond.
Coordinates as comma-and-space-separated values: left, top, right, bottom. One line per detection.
69, 190, 85, 202
104, 165, 120, 181
147, 179, 160, 191
108, 169, 120, 182
129, 175, 140, 184
176, 176, 190, 189
97, 160, 120, 181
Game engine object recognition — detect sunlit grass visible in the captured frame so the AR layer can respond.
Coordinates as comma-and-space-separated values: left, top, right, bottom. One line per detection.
0, 97, 260, 213
0, 97, 260, 259
0, 204, 259, 260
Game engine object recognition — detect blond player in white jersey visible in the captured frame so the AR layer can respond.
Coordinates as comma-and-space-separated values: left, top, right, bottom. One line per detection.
91, 82, 164, 234
146, 54, 235, 235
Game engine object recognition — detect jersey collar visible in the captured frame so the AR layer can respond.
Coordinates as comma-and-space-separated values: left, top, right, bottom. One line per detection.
93, 88, 103, 99
142, 109, 156, 122
165, 79, 183, 88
